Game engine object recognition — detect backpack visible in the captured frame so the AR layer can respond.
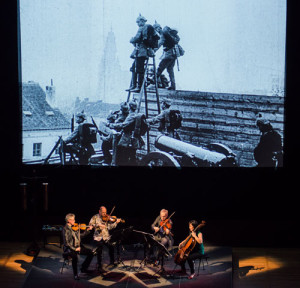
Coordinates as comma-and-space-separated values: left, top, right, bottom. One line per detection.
134, 113, 149, 136
78, 123, 97, 145
163, 26, 180, 45
174, 44, 185, 57
142, 24, 160, 49
169, 110, 182, 129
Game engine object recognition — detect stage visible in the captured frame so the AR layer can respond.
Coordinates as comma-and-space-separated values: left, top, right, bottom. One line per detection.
21, 243, 232, 288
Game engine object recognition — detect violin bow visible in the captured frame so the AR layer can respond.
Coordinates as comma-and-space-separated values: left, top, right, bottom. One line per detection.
161, 211, 175, 228
105, 206, 115, 227
158, 211, 175, 236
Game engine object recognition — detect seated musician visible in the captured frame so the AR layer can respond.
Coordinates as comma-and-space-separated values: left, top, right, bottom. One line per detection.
178, 220, 204, 279
89, 206, 121, 272
62, 213, 94, 280
151, 209, 174, 263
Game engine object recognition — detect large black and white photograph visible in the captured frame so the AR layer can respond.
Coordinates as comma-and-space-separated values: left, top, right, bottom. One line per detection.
20, 0, 286, 167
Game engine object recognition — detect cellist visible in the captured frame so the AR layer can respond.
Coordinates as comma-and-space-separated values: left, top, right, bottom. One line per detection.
178, 220, 204, 279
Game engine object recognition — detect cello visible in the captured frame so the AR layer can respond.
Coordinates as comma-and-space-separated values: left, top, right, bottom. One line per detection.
174, 220, 206, 265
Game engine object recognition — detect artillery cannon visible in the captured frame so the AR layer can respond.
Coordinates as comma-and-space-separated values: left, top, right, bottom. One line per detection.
140, 135, 237, 167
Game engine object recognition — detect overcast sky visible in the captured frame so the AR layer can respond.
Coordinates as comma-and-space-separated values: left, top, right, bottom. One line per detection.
19, 0, 286, 105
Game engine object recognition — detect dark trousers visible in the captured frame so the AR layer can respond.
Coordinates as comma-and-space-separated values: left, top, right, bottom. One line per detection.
116, 146, 137, 166
101, 139, 112, 164
63, 245, 94, 276
147, 235, 173, 261
157, 58, 176, 88
94, 240, 115, 265
156, 236, 173, 259
63, 144, 93, 165
180, 251, 203, 274
131, 57, 147, 88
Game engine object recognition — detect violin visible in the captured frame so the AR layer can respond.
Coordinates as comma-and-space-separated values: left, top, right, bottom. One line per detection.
72, 223, 90, 231
102, 215, 125, 223
174, 220, 206, 265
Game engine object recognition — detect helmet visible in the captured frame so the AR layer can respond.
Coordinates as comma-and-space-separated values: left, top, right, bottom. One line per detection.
75, 110, 86, 123
136, 14, 147, 23
120, 101, 129, 113
153, 21, 162, 30
256, 114, 272, 131
129, 99, 138, 110
161, 98, 171, 107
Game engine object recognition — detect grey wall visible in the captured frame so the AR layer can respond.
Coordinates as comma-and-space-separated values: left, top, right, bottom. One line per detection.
141, 90, 284, 167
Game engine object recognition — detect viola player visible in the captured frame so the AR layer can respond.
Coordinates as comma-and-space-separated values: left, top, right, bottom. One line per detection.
151, 209, 174, 265
89, 206, 121, 272
62, 213, 94, 280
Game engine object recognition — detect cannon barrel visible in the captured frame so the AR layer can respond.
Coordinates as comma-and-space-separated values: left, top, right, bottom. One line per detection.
154, 135, 237, 167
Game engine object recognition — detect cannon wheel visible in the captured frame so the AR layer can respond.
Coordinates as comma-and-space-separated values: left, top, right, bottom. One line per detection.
140, 151, 181, 167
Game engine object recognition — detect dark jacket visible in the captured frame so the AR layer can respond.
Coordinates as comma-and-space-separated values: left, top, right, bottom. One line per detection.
62, 224, 90, 253
151, 215, 173, 240
157, 29, 179, 60
148, 108, 171, 133
254, 129, 283, 167
130, 26, 149, 58
111, 111, 145, 149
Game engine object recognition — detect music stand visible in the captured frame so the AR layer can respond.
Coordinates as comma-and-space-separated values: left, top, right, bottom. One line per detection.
132, 230, 171, 272
109, 226, 133, 267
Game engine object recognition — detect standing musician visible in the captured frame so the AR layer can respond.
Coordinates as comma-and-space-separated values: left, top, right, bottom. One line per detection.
178, 220, 204, 279
151, 209, 174, 265
89, 206, 121, 272
62, 213, 94, 280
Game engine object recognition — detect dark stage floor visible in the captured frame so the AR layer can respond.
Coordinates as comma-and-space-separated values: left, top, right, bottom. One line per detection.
20, 243, 232, 288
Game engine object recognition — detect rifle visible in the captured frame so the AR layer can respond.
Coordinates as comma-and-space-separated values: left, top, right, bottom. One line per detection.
91, 116, 108, 137
176, 58, 180, 71
71, 114, 74, 132
43, 136, 62, 164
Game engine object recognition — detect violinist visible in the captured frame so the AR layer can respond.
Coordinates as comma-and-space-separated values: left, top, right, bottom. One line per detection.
178, 220, 204, 279
89, 206, 121, 271
151, 209, 174, 264
62, 213, 94, 280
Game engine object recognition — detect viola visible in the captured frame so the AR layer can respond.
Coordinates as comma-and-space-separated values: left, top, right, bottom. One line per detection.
154, 211, 175, 236
174, 220, 206, 265
102, 215, 125, 223
72, 223, 90, 231
160, 218, 172, 231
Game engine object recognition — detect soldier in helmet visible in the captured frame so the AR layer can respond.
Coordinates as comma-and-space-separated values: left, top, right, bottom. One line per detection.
254, 115, 283, 167
63, 111, 95, 164
126, 14, 150, 93
151, 22, 181, 90
100, 102, 129, 165
109, 99, 145, 166
147, 98, 181, 139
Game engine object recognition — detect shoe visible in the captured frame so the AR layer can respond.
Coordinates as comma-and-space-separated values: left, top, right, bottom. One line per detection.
97, 264, 105, 273
147, 84, 155, 90
180, 268, 187, 274
167, 87, 175, 90
188, 273, 195, 279
148, 76, 155, 84
81, 268, 93, 273
74, 275, 80, 280
126, 86, 136, 92
131, 87, 141, 93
